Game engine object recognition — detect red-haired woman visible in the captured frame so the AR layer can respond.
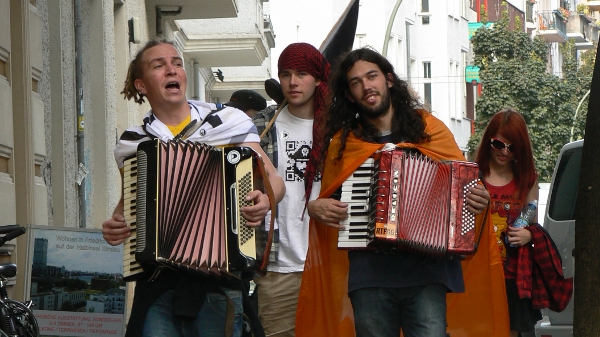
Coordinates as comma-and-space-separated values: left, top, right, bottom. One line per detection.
475, 108, 540, 337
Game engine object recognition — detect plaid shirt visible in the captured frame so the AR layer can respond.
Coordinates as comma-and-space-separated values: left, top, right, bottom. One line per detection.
252, 105, 279, 168
515, 223, 573, 311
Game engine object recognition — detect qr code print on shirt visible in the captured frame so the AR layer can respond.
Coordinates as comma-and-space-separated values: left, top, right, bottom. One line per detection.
285, 140, 312, 182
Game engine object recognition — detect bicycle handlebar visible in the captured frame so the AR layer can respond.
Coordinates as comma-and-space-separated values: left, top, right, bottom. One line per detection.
0, 226, 26, 248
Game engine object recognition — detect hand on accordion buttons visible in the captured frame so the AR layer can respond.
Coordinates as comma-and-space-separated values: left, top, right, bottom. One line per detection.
241, 190, 270, 227
465, 184, 490, 215
307, 198, 348, 229
102, 214, 131, 246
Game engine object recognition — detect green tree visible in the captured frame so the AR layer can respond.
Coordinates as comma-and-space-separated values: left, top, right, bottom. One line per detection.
468, 2, 592, 182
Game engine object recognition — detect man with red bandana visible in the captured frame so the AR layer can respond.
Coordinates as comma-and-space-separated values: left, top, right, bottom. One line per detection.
252, 42, 330, 337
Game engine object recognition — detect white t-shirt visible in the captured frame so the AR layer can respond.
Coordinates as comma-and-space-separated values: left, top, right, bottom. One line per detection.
268, 106, 321, 273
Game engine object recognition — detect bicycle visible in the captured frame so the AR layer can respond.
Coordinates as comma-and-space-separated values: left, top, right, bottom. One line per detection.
0, 225, 39, 337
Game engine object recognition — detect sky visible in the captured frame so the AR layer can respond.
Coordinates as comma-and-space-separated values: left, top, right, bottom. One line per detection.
34, 228, 123, 275
267, 0, 354, 74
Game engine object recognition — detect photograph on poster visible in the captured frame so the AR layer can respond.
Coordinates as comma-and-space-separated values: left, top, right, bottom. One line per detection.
29, 227, 125, 337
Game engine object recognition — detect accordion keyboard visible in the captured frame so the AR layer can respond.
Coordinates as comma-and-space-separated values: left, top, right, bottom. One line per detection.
122, 156, 143, 281
338, 158, 376, 248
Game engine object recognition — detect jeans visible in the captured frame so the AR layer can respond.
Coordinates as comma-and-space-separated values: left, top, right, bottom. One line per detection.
142, 288, 243, 337
349, 284, 447, 337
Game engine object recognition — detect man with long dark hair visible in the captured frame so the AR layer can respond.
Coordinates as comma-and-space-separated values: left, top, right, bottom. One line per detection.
295, 48, 504, 337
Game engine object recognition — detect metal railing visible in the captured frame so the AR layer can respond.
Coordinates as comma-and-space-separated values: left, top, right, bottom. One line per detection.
537, 10, 567, 33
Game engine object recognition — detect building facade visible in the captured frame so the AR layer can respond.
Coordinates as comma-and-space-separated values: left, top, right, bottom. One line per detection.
0, 0, 274, 302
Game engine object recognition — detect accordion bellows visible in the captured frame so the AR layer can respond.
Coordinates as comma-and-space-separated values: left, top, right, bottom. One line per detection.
123, 139, 272, 281
338, 148, 485, 257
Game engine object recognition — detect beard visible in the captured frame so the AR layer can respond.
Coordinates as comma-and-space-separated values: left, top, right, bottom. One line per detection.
356, 89, 391, 119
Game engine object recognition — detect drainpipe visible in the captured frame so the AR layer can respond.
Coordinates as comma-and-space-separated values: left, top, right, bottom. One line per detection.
75, 0, 86, 228
192, 59, 200, 100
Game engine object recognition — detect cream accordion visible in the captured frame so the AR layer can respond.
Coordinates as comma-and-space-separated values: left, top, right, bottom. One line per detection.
122, 139, 274, 281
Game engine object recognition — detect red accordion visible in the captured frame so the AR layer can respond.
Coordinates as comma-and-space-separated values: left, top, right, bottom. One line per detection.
122, 139, 274, 281
338, 148, 485, 257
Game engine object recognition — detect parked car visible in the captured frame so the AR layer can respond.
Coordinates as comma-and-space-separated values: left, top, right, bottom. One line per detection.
535, 139, 582, 337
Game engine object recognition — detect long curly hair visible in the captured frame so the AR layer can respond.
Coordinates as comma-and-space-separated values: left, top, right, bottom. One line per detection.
322, 47, 430, 163
121, 39, 177, 104
475, 108, 537, 198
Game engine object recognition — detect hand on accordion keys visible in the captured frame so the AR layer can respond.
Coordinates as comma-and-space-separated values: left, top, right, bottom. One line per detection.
465, 184, 490, 215
307, 198, 349, 229
102, 199, 131, 246
241, 190, 271, 227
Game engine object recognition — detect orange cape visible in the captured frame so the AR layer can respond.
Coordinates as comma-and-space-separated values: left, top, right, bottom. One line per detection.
295, 112, 509, 336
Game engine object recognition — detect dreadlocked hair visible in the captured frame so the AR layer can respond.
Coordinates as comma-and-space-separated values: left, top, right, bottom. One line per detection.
121, 39, 177, 105
322, 47, 431, 163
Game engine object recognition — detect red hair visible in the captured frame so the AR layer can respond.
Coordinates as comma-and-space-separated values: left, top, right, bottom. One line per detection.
475, 109, 537, 198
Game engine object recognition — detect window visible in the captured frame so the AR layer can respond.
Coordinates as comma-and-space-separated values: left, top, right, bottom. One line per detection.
460, 0, 468, 18
421, 0, 429, 13
548, 146, 582, 221
0, 60, 5, 78
0, 156, 7, 174
423, 61, 432, 106
424, 83, 432, 106
357, 34, 367, 48
423, 62, 431, 79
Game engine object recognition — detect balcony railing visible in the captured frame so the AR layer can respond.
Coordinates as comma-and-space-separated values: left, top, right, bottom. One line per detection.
537, 11, 568, 42
577, 22, 600, 49
566, 12, 599, 49
263, 15, 275, 49
589, 24, 599, 44
566, 13, 592, 42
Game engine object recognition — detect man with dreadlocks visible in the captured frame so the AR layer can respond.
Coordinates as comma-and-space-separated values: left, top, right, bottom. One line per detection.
101, 39, 285, 337
296, 48, 509, 337
252, 42, 330, 337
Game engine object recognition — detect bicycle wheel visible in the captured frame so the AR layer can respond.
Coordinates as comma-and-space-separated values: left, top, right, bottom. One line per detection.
3, 299, 39, 337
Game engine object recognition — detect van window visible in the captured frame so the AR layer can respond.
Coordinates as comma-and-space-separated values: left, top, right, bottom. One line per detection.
548, 146, 583, 221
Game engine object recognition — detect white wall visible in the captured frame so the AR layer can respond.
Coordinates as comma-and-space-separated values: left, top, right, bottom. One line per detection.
268, 0, 471, 149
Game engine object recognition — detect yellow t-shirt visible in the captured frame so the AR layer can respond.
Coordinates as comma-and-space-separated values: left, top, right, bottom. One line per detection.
166, 115, 192, 136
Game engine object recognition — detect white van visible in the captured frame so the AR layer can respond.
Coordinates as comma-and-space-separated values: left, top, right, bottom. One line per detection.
535, 139, 582, 337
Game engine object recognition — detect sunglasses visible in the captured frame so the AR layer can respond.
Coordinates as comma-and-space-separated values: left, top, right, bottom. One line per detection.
490, 138, 515, 152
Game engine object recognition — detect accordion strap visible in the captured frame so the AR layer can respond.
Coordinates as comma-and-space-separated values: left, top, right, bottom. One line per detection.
259, 101, 286, 140
253, 151, 277, 274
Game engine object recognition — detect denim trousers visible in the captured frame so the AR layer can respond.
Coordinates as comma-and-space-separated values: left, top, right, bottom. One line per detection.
142, 288, 243, 337
349, 284, 447, 337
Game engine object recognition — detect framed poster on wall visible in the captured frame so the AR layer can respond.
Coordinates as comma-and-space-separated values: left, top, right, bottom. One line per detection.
28, 226, 125, 337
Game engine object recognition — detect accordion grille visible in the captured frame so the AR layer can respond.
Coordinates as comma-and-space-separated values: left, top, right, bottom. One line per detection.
136, 151, 148, 253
